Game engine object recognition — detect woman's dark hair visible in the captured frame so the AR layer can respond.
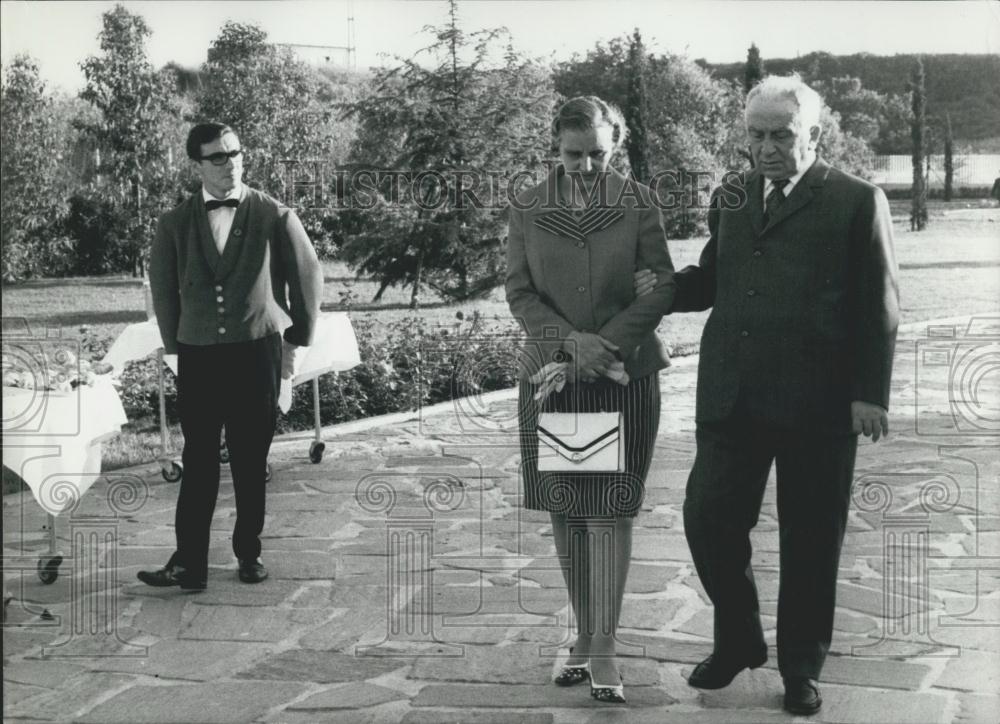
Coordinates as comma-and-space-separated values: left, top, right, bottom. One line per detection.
551, 96, 628, 149
185, 122, 235, 161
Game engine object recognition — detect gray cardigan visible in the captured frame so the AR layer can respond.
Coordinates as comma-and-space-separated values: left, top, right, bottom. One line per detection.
149, 186, 323, 354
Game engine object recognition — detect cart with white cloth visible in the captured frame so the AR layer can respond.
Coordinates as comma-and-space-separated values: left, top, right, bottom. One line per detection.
101, 312, 361, 478
281, 312, 362, 463
2, 378, 128, 586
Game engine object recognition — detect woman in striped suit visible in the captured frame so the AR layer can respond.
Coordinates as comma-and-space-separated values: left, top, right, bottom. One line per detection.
506, 96, 677, 704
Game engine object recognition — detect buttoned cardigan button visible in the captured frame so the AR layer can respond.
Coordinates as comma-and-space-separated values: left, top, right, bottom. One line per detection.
740, 330, 749, 338
753, 249, 763, 257
216, 295, 224, 303
747, 289, 756, 297
215, 284, 223, 292
576, 286, 586, 293
219, 327, 227, 335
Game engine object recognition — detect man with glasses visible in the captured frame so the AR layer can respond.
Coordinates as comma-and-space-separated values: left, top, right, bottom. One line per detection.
142, 122, 323, 591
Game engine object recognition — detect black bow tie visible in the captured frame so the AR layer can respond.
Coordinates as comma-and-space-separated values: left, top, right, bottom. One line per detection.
205, 198, 239, 211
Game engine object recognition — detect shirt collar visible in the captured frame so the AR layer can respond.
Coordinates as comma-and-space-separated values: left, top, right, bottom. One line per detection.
763, 155, 815, 198
202, 183, 244, 204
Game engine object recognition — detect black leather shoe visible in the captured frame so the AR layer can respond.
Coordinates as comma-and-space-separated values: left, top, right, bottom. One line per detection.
136, 563, 206, 591
783, 677, 821, 715
238, 558, 268, 583
687, 647, 767, 689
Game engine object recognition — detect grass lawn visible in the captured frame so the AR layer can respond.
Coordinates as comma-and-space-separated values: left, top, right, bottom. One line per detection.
3, 203, 998, 485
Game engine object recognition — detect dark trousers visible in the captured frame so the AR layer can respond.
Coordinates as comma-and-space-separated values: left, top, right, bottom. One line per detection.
682, 404, 858, 679
173, 334, 281, 575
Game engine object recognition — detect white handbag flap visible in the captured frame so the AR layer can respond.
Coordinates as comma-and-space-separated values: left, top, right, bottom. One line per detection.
537, 412, 622, 465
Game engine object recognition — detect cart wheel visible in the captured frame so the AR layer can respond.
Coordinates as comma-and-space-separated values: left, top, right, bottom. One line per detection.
264, 464, 273, 484
219, 442, 230, 464
309, 441, 325, 464
37, 555, 63, 585
162, 462, 183, 482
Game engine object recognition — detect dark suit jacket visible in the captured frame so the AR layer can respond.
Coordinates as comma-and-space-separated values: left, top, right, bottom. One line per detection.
671, 159, 900, 432
149, 187, 323, 354
506, 167, 677, 380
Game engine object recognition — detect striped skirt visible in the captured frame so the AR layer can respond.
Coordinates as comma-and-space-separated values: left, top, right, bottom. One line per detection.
518, 373, 661, 518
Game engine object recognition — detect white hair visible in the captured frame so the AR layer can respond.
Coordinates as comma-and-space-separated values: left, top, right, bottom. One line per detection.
745, 74, 823, 129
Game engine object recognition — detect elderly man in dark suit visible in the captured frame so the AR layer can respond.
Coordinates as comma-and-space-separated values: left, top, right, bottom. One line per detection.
669, 76, 899, 715
141, 122, 323, 591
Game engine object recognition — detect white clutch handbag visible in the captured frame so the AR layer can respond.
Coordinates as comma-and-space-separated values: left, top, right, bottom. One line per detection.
536, 412, 624, 472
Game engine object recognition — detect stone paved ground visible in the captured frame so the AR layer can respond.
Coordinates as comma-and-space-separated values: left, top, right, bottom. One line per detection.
4, 314, 999, 723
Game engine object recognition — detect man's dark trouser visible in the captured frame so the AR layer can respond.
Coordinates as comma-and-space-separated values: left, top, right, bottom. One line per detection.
173, 334, 281, 577
682, 407, 858, 680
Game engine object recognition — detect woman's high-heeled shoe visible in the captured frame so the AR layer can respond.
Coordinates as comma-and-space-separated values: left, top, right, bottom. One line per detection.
590, 675, 626, 704
554, 647, 590, 687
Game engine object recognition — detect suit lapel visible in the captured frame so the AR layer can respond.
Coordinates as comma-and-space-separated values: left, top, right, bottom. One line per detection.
195, 196, 221, 274
762, 159, 829, 233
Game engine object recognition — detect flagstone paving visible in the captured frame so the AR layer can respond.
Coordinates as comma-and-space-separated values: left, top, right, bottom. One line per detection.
3, 314, 999, 723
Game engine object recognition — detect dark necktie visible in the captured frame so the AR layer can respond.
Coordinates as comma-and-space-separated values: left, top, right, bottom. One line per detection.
763, 178, 789, 226
205, 198, 239, 212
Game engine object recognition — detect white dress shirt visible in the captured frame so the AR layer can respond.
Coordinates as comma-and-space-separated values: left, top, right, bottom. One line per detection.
762, 156, 815, 205
202, 184, 244, 255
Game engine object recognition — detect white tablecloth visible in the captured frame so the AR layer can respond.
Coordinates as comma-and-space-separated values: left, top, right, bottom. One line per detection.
291, 312, 361, 383
102, 320, 177, 375
2, 379, 128, 515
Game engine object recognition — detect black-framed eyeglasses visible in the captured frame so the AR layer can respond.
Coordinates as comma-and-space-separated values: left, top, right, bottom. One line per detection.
200, 149, 243, 166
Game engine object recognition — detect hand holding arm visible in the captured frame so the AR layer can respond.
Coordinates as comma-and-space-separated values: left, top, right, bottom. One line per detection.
565, 331, 618, 380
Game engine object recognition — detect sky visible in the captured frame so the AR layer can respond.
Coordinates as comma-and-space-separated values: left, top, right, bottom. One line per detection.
1, 0, 998, 93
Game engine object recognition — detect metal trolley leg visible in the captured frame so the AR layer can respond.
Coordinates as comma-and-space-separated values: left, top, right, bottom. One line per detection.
308, 377, 325, 463
36, 513, 63, 585
157, 349, 182, 482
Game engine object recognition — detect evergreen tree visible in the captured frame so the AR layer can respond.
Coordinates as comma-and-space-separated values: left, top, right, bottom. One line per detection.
909, 57, 928, 230
341, 0, 554, 307
743, 43, 765, 94
624, 28, 650, 183
943, 113, 954, 202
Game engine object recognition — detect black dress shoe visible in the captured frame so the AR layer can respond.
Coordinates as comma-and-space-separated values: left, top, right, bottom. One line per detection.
783, 677, 822, 715
238, 558, 268, 583
687, 647, 768, 689
136, 564, 206, 591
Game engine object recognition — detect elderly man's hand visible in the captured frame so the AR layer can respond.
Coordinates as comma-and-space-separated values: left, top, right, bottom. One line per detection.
851, 401, 889, 442
634, 269, 658, 297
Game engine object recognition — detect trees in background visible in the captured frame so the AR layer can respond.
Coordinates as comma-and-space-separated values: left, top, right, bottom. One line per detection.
943, 113, 954, 202
624, 29, 651, 184
340, 0, 554, 307
812, 75, 909, 155
743, 43, 764, 93
0, 56, 77, 281
910, 57, 928, 230
76, 4, 183, 275
196, 22, 335, 194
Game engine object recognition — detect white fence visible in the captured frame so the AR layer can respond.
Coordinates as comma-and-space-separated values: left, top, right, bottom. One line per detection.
871, 155, 1000, 188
